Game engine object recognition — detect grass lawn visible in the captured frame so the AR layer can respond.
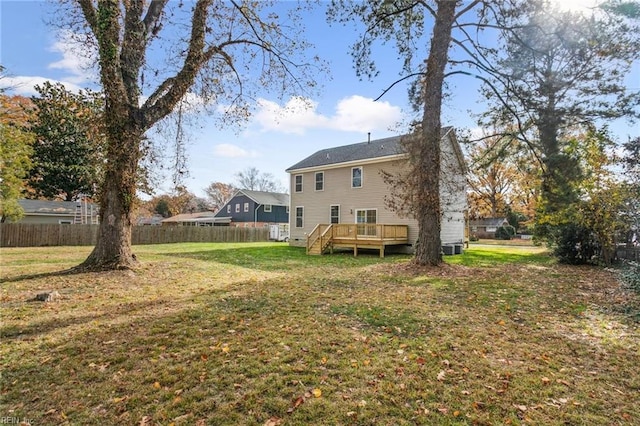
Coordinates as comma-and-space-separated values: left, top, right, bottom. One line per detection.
1, 243, 638, 425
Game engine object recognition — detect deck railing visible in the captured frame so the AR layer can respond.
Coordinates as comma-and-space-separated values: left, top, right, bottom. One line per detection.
333, 224, 408, 240
307, 223, 408, 255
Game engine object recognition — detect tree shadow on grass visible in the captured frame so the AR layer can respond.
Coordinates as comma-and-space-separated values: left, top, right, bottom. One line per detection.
160, 244, 408, 272
0, 299, 175, 340
0, 268, 85, 284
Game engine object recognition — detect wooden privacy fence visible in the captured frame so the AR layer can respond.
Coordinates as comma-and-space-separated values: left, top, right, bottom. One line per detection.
617, 246, 640, 262
0, 224, 269, 247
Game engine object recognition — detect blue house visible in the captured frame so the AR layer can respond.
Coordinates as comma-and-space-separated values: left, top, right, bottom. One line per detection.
215, 189, 289, 227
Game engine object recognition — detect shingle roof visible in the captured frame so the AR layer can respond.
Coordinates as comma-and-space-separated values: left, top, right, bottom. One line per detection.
239, 190, 289, 206
18, 199, 96, 215
469, 218, 509, 227
286, 127, 455, 172
285, 135, 404, 172
162, 211, 218, 223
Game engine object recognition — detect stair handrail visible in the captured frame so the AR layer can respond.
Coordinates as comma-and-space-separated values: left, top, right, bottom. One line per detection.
306, 224, 322, 254
320, 224, 334, 251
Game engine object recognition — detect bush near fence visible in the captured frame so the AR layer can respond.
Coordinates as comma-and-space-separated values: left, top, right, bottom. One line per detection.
0, 224, 270, 247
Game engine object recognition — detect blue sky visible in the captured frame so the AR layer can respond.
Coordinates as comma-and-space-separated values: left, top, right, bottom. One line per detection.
1, 1, 637, 199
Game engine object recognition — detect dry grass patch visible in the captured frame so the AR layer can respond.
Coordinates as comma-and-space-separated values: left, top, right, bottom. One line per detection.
1, 243, 638, 425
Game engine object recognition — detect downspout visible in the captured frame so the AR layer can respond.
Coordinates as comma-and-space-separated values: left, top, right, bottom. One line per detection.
254, 204, 261, 227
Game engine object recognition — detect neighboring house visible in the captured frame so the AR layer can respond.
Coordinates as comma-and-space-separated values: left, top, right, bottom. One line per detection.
285, 128, 467, 255
469, 217, 510, 239
137, 214, 165, 226
214, 189, 289, 227
12, 199, 99, 224
161, 211, 231, 226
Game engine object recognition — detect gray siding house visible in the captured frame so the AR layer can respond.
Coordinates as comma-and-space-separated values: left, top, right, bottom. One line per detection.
214, 189, 289, 227
285, 129, 467, 254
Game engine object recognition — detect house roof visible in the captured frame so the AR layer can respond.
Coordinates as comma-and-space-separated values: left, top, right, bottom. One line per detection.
161, 211, 219, 223
469, 217, 509, 227
236, 189, 289, 206
286, 127, 459, 172
18, 199, 97, 216
137, 215, 165, 225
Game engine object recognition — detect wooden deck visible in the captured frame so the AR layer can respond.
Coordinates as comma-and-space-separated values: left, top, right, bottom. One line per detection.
306, 224, 409, 257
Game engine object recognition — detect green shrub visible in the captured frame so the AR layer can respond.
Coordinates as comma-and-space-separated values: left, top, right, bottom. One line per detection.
495, 225, 516, 240
620, 261, 640, 293
551, 223, 600, 265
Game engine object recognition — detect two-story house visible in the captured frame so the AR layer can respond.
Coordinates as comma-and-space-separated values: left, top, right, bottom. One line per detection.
285, 128, 467, 256
214, 189, 289, 227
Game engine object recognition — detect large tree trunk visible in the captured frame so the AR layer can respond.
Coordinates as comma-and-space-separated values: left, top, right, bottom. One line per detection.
78, 119, 142, 271
413, 1, 456, 266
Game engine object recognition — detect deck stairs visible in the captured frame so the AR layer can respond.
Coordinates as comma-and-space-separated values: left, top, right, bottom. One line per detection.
307, 224, 333, 255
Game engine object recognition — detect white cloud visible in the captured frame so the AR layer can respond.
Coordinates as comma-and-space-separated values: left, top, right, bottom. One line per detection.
253, 95, 403, 135
332, 95, 403, 132
2, 30, 98, 96
212, 143, 259, 158
48, 29, 98, 85
254, 97, 327, 134
2, 76, 84, 96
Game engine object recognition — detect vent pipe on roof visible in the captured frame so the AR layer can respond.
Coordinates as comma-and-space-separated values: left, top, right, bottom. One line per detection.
367, 132, 371, 144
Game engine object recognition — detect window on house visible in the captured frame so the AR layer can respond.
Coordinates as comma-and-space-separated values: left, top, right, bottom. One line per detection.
264, 204, 272, 212
315, 172, 324, 191
295, 206, 304, 228
294, 175, 303, 192
352, 167, 362, 188
227, 205, 231, 213
286, 206, 290, 214
330, 205, 340, 224
235, 203, 240, 213
244, 202, 249, 212
59, 220, 72, 225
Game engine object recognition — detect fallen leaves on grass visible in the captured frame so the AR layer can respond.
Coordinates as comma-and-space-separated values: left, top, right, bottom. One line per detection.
287, 388, 322, 414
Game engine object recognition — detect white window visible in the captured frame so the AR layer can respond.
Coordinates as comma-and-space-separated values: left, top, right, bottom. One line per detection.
315, 171, 324, 191
352, 167, 362, 188
244, 202, 249, 212
235, 203, 240, 213
330, 205, 340, 224
227, 205, 231, 213
295, 206, 304, 228
294, 175, 303, 193
264, 204, 272, 212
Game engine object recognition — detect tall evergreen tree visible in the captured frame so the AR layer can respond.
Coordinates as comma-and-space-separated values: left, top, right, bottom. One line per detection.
481, 0, 640, 216
28, 81, 104, 201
